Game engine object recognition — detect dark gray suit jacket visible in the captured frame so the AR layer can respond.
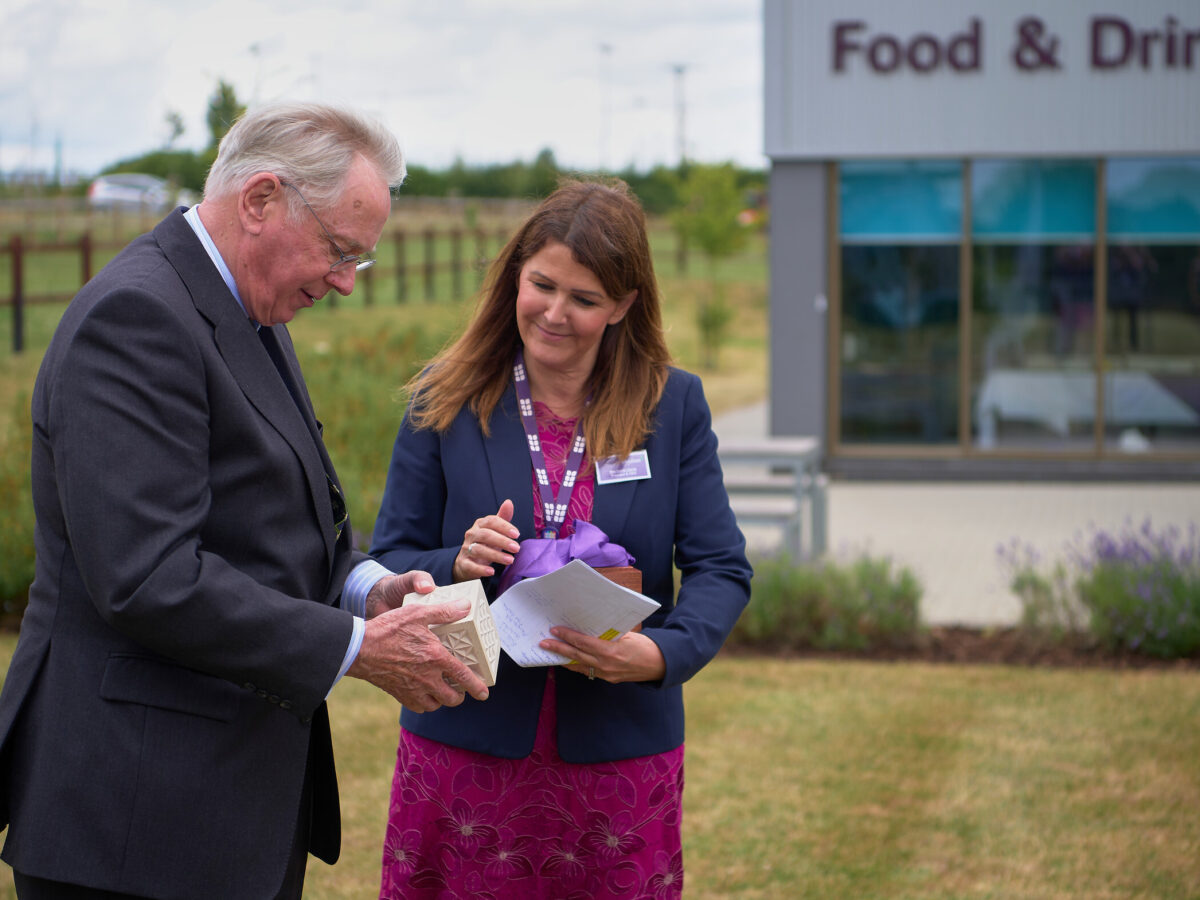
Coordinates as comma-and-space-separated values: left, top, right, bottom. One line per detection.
0, 209, 361, 898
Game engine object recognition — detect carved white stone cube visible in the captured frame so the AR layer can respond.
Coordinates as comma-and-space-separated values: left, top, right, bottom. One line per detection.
403, 580, 500, 687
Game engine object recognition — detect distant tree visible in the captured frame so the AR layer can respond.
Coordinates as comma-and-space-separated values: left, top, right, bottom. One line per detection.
206, 80, 245, 151
529, 148, 560, 198
401, 163, 449, 197
618, 165, 681, 216
672, 162, 749, 370
163, 110, 185, 149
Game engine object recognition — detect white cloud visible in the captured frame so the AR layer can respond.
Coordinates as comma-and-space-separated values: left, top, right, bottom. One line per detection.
0, 0, 763, 177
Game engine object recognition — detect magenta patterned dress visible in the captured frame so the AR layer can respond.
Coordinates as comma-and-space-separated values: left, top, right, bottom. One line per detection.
380, 403, 685, 900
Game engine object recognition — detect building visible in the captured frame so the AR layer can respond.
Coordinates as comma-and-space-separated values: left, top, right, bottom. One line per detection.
765, 0, 1200, 477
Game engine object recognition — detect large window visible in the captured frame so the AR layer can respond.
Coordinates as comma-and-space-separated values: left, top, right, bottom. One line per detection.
970, 160, 1097, 451
1104, 158, 1200, 453
838, 161, 961, 444
834, 156, 1200, 459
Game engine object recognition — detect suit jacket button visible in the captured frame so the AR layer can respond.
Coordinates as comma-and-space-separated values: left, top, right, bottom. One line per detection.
279, 700, 292, 710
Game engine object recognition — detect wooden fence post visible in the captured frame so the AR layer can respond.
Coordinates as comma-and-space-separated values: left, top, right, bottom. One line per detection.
81, 232, 93, 285
361, 263, 374, 307
394, 229, 407, 304
10, 236, 24, 354
450, 228, 462, 300
474, 228, 488, 287
423, 227, 435, 302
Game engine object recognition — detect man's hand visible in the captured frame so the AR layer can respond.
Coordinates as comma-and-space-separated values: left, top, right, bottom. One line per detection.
349, 579, 489, 711
364, 571, 436, 620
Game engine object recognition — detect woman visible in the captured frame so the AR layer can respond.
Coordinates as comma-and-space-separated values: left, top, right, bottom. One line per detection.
371, 179, 752, 899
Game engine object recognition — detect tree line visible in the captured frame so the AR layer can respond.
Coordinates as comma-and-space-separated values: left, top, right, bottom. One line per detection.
15, 79, 765, 218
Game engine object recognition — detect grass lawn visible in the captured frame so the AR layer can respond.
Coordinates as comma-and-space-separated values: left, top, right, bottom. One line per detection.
0, 634, 1197, 898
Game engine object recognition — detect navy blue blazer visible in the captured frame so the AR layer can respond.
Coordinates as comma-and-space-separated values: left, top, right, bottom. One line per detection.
371, 367, 752, 763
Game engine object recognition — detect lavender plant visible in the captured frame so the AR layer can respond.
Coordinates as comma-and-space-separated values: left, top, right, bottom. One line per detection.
1077, 520, 1200, 658
998, 519, 1200, 659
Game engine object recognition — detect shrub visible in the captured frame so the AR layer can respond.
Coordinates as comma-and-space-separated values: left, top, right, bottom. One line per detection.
728, 552, 923, 653
0, 393, 35, 615
998, 520, 1200, 659
1077, 520, 1200, 658
996, 539, 1087, 642
297, 322, 438, 549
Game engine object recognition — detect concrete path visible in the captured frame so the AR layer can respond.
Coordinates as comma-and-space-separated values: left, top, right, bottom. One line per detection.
713, 402, 1200, 627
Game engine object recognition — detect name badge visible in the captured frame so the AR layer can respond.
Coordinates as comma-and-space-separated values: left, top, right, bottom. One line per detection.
595, 450, 652, 485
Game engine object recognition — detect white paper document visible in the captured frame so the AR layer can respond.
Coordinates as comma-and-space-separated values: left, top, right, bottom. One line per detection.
492, 558, 661, 667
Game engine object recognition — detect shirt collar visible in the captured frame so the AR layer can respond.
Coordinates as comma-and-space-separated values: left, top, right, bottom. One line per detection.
183, 204, 251, 321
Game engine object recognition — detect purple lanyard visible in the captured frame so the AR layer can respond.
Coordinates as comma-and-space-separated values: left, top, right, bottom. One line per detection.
513, 349, 588, 539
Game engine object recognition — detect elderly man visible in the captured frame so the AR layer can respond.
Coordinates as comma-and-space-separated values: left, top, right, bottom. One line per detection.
0, 103, 488, 899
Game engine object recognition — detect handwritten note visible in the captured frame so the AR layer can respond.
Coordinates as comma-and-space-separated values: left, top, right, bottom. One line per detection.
491, 558, 661, 667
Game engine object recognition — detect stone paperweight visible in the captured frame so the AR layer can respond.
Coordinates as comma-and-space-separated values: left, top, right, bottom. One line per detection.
404, 580, 500, 687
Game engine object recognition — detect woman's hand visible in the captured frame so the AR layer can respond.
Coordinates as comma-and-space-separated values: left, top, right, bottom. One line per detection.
452, 498, 521, 582
540, 627, 666, 684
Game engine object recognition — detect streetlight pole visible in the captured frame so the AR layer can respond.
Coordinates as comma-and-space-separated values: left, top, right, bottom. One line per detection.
672, 63, 688, 168
599, 43, 613, 172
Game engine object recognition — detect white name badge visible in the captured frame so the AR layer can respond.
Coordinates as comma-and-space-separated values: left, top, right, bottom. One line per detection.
595, 450, 652, 485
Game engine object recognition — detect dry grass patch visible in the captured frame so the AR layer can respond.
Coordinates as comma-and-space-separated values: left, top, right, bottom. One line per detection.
681, 658, 1200, 900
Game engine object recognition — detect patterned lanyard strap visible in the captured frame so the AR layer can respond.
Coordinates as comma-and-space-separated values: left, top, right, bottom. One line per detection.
513, 349, 588, 540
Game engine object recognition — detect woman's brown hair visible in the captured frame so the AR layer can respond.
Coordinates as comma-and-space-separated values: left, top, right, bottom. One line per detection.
404, 178, 672, 459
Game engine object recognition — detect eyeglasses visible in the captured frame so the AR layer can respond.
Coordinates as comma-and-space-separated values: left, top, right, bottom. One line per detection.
281, 181, 376, 272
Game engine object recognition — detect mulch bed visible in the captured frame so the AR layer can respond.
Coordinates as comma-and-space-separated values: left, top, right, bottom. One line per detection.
726, 626, 1200, 670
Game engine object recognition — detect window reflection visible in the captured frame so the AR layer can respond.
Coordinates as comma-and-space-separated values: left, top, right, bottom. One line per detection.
1105, 159, 1200, 454
839, 161, 961, 445
970, 161, 1097, 451
841, 245, 959, 443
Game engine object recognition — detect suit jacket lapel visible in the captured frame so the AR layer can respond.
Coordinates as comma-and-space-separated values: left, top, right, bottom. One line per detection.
592, 454, 637, 546
155, 211, 338, 567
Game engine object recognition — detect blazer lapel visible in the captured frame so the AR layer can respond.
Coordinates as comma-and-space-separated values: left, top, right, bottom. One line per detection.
592, 454, 638, 548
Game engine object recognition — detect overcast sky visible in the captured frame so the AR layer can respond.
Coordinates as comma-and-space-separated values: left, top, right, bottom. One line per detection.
0, 0, 763, 179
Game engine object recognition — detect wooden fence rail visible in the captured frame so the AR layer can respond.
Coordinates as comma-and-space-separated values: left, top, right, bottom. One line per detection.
1, 225, 519, 353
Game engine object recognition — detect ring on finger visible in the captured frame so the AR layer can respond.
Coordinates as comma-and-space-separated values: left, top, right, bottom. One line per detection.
467, 542, 476, 556
587, 667, 595, 680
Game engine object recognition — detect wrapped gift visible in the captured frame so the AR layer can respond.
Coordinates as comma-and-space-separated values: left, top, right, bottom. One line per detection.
594, 565, 642, 594
403, 580, 500, 687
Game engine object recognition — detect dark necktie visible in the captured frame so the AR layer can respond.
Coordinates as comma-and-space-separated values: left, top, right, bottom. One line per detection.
258, 325, 348, 543
258, 325, 305, 411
